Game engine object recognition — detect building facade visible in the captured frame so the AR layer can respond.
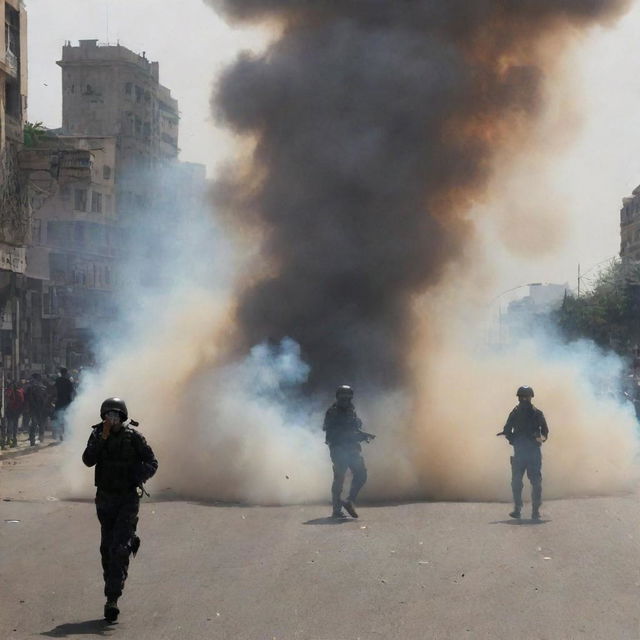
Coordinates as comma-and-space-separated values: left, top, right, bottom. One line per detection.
26, 135, 117, 369
620, 185, 640, 261
0, 0, 28, 378
58, 40, 179, 224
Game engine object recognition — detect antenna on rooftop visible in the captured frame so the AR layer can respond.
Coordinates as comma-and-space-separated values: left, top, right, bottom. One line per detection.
105, 0, 110, 44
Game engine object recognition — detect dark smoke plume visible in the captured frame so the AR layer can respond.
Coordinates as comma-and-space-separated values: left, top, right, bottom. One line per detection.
209, 0, 629, 390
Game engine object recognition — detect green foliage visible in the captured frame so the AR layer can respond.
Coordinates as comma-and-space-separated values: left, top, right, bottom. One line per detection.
553, 260, 640, 352
23, 121, 47, 148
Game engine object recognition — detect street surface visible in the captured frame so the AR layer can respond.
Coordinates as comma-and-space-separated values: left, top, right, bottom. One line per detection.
1, 444, 639, 639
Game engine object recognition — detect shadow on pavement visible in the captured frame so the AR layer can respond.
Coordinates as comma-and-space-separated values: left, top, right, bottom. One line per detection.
40, 619, 113, 637
303, 517, 354, 525
489, 519, 550, 526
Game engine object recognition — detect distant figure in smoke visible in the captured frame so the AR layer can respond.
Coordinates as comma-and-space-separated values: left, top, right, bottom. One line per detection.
323, 385, 375, 519
4, 380, 24, 448
53, 367, 75, 441
498, 386, 549, 521
82, 397, 158, 623
25, 373, 48, 446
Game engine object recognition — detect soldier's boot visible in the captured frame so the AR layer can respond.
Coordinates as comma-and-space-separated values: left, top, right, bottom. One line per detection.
531, 506, 541, 521
342, 500, 359, 518
9, 438, 17, 448
104, 599, 119, 623
509, 506, 521, 519
331, 497, 347, 518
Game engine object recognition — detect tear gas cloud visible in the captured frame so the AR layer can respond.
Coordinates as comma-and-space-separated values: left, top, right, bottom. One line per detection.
64, 0, 638, 503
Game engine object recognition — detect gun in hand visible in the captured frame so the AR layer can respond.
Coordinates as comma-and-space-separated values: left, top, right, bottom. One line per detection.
356, 431, 376, 443
496, 431, 513, 444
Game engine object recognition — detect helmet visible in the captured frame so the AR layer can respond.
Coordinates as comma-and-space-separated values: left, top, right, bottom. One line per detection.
100, 397, 128, 420
336, 385, 354, 398
516, 386, 534, 398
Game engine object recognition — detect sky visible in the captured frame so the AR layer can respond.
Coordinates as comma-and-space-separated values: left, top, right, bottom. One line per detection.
24, 0, 640, 296
25, 0, 267, 175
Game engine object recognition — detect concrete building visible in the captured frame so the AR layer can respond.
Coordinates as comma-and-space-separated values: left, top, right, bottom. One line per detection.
0, 0, 28, 252
57, 40, 179, 223
1, 0, 27, 150
24, 134, 117, 369
620, 185, 640, 261
0, 0, 28, 378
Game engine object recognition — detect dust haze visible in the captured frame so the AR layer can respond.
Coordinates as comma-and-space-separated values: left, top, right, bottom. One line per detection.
63, 0, 639, 504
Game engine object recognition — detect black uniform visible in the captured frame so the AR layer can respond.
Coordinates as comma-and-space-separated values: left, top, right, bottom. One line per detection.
502, 403, 549, 511
323, 402, 367, 512
82, 423, 158, 601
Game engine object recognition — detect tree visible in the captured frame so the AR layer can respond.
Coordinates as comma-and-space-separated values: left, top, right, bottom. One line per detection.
553, 260, 640, 352
23, 121, 47, 148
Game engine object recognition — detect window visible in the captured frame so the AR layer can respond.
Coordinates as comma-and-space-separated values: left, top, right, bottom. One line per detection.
135, 117, 142, 136
135, 85, 143, 103
91, 191, 103, 213
103, 165, 112, 180
105, 194, 113, 214
31, 219, 42, 244
5, 80, 20, 118
74, 189, 87, 212
125, 82, 132, 95
74, 224, 85, 247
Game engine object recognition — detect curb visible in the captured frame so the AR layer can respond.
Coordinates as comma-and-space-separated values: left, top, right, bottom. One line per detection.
0, 440, 62, 462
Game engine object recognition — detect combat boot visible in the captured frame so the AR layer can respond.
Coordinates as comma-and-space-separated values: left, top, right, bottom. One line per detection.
509, 507, 521, 519
531, 507, 541, 521
342, 500, 359, 518
131, 535, 141, 558
104, 599, 119, 623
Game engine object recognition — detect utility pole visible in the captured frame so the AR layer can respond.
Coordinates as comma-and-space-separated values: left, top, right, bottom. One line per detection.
577, 263, 581, 297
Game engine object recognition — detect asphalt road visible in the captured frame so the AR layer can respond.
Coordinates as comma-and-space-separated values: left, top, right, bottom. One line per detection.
1, 445, 639, 640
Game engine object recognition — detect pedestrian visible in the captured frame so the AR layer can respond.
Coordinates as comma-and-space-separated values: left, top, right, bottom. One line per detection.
497, 385, 549, 521
82, 397, 158, 623
24, 373, 49, 446
323, 385, 375, 519
53, 367, 75, 441
5, 380, 25, 448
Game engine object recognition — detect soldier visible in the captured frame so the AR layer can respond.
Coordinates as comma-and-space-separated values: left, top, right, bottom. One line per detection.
323, 385, 374, 519
82, 397, 158, 623
498, 386, 549, 521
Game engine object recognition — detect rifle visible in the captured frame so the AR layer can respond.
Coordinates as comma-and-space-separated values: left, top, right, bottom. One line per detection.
356, 430, 376, 443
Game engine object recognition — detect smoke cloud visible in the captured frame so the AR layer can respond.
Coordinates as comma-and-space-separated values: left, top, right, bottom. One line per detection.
62, 0, 640, 505
210, 0, 630, 389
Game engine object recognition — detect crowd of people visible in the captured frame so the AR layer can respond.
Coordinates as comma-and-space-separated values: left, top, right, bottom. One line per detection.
0, 367, 78, 449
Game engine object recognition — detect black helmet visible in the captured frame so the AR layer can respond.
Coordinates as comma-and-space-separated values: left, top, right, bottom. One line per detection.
100, 397, 128, 420
516, 386, 534, 398
336, 385, 354, 398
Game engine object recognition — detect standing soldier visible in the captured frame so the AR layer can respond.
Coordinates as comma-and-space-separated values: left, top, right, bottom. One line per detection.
323, 385, 375, 519
498, 386, 549, 521
82, 397, 158, 623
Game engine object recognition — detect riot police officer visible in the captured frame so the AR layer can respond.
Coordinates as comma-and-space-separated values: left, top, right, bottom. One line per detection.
323, 385, 374, 519
498, 386, 549, 520
82, 397, 158, 622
